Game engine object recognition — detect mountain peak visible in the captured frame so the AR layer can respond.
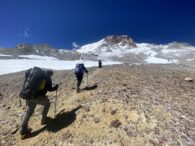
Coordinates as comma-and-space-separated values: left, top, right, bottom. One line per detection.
104, 35, 136, 47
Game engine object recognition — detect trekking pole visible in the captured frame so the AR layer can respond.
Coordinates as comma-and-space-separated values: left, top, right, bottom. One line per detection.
54, 89, 58, 117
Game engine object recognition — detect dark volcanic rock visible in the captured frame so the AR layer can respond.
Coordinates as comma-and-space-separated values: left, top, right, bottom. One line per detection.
111, 120, 121, 128
111, 109, 117, 115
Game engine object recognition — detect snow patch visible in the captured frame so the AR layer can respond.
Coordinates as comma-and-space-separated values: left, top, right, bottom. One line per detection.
146, 56, 169, 64
146, 56, 174, 64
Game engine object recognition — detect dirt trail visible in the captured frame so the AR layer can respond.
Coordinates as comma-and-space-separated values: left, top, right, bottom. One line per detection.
0, 64, 195, 146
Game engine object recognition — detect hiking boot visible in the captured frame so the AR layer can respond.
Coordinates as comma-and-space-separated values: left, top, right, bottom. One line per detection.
20, 126, 32, 140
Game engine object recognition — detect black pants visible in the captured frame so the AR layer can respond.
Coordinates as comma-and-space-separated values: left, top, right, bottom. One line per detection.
76, 74, 83, 90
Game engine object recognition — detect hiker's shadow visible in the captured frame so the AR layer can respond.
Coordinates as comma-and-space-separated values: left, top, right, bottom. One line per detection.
30, 106, 81, 137
47, 106, 81, 132
80, 83, 98, 92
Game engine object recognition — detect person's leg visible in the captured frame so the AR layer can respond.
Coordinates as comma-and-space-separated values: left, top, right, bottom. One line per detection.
32, 96, 50, 124
76, 75, 83, 91
20, 100, 36, 135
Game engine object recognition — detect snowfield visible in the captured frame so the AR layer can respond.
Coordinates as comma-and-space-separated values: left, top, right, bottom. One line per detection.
0, 57, 122, 75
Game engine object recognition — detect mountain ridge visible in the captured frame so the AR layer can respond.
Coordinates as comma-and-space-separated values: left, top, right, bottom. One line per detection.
0, 35, 195, 64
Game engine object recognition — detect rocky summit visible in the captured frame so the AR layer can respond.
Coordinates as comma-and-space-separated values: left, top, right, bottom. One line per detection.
104, 35, 137, 48
0, 64, 195, 146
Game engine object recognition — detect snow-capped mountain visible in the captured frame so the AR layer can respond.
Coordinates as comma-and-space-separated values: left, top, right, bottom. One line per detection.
77, 35, 195, 64
78, 35, 136, 57
0, 35, 195, 64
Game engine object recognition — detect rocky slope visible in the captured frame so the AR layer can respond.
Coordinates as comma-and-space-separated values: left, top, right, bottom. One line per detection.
0, 64, 194, 146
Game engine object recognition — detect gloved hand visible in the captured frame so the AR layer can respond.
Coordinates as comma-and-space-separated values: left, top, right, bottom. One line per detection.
54, 84, 59, 90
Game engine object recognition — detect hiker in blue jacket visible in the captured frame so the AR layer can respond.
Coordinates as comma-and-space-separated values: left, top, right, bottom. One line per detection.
74, 63, 88, 93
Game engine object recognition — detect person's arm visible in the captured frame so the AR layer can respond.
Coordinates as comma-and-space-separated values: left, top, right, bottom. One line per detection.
83, 66, 88, 73
47, 77, 58, 92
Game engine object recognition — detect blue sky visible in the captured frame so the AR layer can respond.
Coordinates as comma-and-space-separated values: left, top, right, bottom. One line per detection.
0, 0, 194, 49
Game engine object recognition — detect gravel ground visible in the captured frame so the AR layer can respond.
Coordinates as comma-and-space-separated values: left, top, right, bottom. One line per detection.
0, 64, 194, 146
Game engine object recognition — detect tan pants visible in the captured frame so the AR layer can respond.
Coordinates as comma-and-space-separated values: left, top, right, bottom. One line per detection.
20, 96, 50, 128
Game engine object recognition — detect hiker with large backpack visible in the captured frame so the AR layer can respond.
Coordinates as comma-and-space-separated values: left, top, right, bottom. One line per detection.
19, 67, 59, 139
74, 63, 88, 93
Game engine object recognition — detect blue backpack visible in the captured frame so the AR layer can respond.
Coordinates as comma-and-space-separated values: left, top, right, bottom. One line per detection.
75, 63, 85, 75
